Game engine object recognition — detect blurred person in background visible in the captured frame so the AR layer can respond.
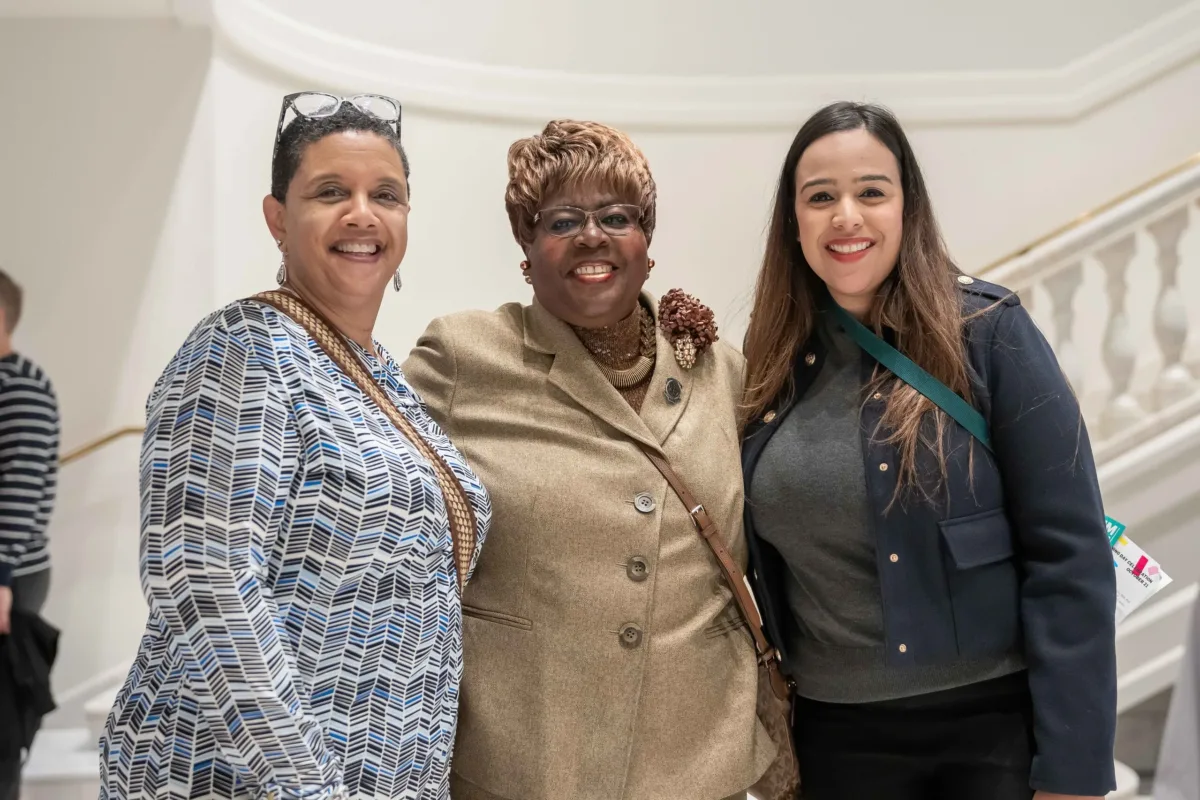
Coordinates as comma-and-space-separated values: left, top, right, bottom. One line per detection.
0, 268, 60, 800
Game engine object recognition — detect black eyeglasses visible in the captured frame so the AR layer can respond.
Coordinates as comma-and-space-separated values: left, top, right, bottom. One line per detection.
272, 92, 402, 157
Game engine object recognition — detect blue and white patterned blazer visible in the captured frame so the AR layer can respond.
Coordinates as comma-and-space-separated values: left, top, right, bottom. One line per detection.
99, 300, 491, 800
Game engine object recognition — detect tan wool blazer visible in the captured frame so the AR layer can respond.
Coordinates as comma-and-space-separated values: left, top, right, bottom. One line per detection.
402, 293, 774, 800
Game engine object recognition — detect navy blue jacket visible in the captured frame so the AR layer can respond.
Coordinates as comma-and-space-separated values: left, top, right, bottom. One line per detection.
742, 279, 1117, 795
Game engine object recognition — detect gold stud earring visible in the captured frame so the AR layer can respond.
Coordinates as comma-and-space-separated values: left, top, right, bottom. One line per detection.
647, 258, 655, 272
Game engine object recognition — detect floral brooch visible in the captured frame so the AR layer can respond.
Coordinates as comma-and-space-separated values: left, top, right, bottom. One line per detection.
658, 288, 719, 369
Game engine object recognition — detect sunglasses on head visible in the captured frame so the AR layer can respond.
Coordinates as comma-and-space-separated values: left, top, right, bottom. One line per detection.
272, 92, 402, 157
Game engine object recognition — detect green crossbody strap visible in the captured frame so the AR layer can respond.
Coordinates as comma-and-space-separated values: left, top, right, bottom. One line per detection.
829, 304, 994, 454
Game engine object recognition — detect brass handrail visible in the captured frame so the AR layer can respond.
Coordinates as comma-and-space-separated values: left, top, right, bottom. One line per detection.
979, 150, 1200, 274
60, 426, 145, 467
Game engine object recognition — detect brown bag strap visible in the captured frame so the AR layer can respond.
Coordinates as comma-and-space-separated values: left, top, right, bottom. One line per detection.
250, 290, 477, 590
639, 445, 790, 700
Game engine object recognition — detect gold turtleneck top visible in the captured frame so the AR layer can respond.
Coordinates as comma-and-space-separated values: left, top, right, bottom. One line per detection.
572, 302, 656, 412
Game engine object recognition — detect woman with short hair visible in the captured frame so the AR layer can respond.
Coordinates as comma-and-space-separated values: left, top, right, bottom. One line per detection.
404, 119, 775, 800
99, 92, 490, 800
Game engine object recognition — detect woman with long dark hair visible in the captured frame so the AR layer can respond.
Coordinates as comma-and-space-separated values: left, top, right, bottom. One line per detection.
740, 101, 1116, 800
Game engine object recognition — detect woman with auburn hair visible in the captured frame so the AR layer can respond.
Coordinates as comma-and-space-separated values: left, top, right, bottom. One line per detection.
740, 101, 1117, 800
403, 119, 777, 800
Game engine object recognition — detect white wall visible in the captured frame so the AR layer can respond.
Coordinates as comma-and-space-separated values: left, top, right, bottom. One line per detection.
265, 0, 1188, 76
1, 8, 1199, 699
208, 51, 1200, 372
43, 439, 145, 705
0, 19, 214, 449
5, 14, 1199, 448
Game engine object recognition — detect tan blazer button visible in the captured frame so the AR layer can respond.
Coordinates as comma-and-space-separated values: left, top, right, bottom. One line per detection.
634, 493, 656, 513
619, 624, 643, 649
627, 556, 649, 582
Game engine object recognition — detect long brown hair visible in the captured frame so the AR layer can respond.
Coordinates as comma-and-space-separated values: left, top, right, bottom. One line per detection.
742, 102, 972, 503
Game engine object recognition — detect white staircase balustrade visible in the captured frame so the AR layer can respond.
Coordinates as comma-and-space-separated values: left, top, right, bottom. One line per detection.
982, 154, 1200, 721
982, 156, 1200, 462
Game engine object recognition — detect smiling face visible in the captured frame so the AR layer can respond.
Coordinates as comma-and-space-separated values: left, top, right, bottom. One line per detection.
263, 129, 409, 305
793, 128, 904, 317
524, 182, 649, 329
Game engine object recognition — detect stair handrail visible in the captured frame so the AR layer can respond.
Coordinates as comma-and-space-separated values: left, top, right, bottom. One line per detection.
968, 145, 1200, 462
60, 425, 145, 467
980, 151, 1200, 277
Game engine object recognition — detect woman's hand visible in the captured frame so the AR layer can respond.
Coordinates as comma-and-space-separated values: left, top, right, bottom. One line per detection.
1033, 793, 1104, 800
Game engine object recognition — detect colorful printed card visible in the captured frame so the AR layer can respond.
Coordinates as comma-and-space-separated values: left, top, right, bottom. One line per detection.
1109, 517, 1173, 624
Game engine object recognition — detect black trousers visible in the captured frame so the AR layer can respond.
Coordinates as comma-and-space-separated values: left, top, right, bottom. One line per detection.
1, 569, 51, 800
793, 672, 1035, 800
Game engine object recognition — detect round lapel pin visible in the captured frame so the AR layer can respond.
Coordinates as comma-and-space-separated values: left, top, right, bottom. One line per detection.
664, 377, 682, 405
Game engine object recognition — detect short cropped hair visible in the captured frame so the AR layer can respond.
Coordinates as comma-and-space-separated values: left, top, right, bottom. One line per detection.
0, 270, 22, 333
271, 104, 410, 202
505, 120, 657, 247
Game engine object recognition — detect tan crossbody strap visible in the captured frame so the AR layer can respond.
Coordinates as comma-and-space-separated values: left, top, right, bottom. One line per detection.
639, 445, 789, 700
251, 291, 477, 590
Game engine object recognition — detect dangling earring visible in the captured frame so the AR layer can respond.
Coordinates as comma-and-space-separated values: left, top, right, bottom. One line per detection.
393, 270, 403, 292
520, 260, 532, 285
647, 258, 655, 273
275, 240, 287, 285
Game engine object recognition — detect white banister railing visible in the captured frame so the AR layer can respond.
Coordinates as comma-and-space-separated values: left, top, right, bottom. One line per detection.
980, 154, 1200, 797
982, 154, 1200, 739
981, 154, 1200, 464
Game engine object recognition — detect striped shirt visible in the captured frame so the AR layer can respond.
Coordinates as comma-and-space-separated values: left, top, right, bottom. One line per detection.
0, 352, 60, 585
